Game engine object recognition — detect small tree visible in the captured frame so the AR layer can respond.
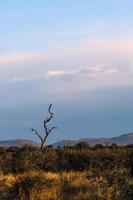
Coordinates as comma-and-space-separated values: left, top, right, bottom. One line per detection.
31, 104, 57, 151
75, 141, 90, 150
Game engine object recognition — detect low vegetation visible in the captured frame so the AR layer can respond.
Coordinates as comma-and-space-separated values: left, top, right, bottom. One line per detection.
0, 143, 133, 199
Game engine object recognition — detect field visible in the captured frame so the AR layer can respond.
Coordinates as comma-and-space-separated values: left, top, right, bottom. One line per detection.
0, 143, 133, 200
0, 170, 133, 200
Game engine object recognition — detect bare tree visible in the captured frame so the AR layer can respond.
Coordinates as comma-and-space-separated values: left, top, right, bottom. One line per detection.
31, 104, 57, 151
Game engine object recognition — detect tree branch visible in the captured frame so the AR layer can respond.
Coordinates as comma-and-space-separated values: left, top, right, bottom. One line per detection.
31, 104, 57, 151
31, 128, 43, 143
48, 127, 58, 133
44, 104, 53, 124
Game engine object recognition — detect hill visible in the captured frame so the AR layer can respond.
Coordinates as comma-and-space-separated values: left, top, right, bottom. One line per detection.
0, 139, 39, 147
52, 132, 133, 147
0, 133, 133, 147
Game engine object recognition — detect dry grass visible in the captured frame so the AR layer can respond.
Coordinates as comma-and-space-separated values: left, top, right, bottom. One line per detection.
0, 170, 132, 200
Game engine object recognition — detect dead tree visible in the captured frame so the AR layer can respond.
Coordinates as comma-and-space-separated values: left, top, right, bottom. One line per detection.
31, 104, 57, 151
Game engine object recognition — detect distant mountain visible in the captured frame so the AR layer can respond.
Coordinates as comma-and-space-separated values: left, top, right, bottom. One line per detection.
0, 139, 39, 147
1, 133, 133, 148
112, 133, 133, 145
52, 133, 133, 147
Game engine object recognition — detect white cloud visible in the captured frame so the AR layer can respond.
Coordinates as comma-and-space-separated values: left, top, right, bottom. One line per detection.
47, 70, 68, 77
0, 36, 133, 93
47, 65, 122, 79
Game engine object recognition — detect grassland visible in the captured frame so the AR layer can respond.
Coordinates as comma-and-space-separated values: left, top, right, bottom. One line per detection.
0, 168, 133, 199
0, 144, 133, 199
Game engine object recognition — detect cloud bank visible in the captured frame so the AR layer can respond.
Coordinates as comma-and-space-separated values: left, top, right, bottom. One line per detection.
0, 36, 133, 94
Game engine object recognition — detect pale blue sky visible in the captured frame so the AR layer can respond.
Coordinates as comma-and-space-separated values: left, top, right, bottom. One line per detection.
1, 0, 133, 52
1, 1, 133, 142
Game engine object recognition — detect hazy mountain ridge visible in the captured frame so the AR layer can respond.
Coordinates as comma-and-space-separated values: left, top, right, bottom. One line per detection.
52, 132, 133, 147
0, 139, 39, 147
0, 133, 133, 147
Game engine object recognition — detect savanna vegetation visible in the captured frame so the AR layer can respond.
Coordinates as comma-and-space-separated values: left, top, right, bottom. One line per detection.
0, 105, 132, 199
0, 143, 133, 200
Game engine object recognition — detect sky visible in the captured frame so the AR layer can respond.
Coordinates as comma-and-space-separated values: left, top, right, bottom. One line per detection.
1, 0, 133, 143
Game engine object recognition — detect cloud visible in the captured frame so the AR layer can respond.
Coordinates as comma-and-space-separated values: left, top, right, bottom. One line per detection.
47, 65, 122, 79
47, 70, 68, 77
0, 52, 48, 66
45, 61, 133, 95
46, 69, 82, 78
0, 36, 133, 94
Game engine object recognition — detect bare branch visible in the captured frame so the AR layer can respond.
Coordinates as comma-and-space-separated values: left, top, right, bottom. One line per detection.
31, 128, 43, 143
48, 104, 53, 115
48, 127, 58, 133
44, 122, 48, 135
44, 104, 53, 124
31, 104, 57, 151
43, 104, 54, 134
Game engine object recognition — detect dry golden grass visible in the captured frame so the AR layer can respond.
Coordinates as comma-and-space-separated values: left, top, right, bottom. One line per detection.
0, 170, 132, 200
